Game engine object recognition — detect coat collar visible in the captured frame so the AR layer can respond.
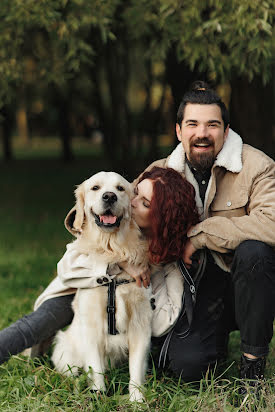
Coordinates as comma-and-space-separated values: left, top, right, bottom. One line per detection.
167, 128, 243, 173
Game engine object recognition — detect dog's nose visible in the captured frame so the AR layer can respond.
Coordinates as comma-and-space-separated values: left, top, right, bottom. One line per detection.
102, 192, 117, 204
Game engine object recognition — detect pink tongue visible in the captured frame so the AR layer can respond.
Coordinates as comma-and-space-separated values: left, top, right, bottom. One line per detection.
100, 215, 117, 224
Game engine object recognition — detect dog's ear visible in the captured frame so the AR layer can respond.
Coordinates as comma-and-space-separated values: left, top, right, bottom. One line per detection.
73, 184, 85, 231
64, 207, 78, 236
64, 184, 85, 236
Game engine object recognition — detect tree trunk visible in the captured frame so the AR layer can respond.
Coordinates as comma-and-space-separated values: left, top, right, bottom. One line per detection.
1, 106, 13, 161
230, 75, 274, 159
145, 81, 167, 164
90, 32, 133, 173
55, 89, 74, 162
104, 39, 132, 171
16, 96, 29, 144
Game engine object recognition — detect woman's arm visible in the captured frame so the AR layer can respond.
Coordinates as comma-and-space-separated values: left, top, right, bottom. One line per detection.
151, 262, 184, 337
57, 244, 115, 288
119, 261, 150, 288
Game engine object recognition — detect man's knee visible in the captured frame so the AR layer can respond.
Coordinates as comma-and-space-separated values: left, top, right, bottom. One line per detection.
234, 240, 274, 263
232, 240, 275, 288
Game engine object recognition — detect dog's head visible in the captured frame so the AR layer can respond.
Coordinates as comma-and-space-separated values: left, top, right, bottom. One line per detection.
65, 172, 132, 236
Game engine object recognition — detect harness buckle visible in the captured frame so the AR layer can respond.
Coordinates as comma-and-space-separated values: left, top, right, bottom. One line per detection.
107, 305, 116, 314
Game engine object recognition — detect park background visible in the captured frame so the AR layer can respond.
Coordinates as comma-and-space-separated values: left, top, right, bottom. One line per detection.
0, 1, 274, 410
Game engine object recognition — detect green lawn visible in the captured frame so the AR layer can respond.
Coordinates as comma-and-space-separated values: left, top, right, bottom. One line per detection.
0, 156, 274, 411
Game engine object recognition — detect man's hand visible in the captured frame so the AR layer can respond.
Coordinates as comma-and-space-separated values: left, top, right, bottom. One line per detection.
183, 239, 197, 268
119, 262, 151, 288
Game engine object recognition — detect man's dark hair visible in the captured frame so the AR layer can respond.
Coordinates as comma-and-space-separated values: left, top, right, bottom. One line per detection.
176, 81, 230, 131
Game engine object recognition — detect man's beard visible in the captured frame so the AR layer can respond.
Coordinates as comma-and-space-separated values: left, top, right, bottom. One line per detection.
188, 138, 215, 171
188, 151, 215, 171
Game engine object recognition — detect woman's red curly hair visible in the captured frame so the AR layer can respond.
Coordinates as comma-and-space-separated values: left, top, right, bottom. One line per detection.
138, 167, 199, 264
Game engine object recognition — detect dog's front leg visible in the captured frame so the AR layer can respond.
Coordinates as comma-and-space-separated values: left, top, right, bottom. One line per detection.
81, 338, 107, 392
128, 323, 151, 402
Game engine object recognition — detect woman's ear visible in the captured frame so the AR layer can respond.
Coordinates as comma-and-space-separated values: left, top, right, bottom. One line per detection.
64, 183, 85, 236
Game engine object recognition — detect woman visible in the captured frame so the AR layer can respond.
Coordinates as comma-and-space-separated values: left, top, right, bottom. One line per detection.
0, 167, 217, 380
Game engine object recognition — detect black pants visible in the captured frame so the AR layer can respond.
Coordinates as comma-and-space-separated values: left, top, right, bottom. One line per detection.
159, 240, 275, 381
0, 295, 74, 364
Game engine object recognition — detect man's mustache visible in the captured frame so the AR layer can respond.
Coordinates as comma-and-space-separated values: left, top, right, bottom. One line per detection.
191, 137, 214, 147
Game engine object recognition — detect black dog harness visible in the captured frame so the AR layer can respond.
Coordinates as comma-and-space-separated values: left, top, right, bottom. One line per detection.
104, 278, 134, 335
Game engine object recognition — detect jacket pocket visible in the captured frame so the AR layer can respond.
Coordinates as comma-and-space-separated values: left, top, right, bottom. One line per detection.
210, 192, 248, 218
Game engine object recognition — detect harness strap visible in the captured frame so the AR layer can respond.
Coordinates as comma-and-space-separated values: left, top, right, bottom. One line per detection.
106, 278, 133, 335
107, 279, 117, 335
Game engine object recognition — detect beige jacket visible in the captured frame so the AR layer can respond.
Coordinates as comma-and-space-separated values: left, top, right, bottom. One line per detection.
139, 129, 275, 271
34, 244, 184, 337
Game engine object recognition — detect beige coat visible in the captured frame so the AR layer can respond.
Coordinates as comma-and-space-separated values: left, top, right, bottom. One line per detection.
34, 244, 184, 338
138, 129, 275, 271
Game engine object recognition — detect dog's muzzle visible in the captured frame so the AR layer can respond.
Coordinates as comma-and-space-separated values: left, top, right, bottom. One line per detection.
93, 210, 123, 228
92, 191, 123, 228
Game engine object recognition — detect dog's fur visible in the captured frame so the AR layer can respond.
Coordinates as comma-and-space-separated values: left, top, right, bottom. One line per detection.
52, 172, 152, 402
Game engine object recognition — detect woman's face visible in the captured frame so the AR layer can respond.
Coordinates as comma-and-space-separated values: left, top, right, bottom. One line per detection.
131, 179, 153, 231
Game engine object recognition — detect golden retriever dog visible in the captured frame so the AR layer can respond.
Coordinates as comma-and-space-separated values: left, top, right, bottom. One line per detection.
52, 172, 152, 402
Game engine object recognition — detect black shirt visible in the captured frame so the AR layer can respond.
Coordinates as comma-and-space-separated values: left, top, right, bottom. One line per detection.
185, 156, 211, 204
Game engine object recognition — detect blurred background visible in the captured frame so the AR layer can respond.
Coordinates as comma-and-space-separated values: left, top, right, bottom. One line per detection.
0, 1, 274, 384
0, 0, 274, 177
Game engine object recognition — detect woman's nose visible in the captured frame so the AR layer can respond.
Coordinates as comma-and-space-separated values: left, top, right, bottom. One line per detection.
131, 197, 137, 207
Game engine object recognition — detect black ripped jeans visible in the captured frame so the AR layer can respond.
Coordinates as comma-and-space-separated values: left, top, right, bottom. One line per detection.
0, 295, 74, 365
155, 240, 275, 381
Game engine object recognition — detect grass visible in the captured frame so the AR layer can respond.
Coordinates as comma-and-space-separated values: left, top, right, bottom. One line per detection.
0, 149, 274, 411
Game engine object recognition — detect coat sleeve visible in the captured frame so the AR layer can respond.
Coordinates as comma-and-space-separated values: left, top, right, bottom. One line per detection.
189, 158, 275, 253
57, 245, 115, 288
150, 262, 183, 337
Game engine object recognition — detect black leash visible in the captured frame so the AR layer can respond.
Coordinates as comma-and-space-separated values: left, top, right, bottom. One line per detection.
158, 250, 206, 368
177, 258, 197, 332
106, 278, 133, 335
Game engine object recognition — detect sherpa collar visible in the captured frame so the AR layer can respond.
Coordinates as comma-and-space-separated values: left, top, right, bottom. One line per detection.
167, 128, 243, 173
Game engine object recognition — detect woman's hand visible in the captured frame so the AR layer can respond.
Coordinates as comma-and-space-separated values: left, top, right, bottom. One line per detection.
119, 262, 151, 288
182, 239, 197, 268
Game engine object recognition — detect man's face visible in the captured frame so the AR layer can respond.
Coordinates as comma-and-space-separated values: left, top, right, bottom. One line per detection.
176, 103, 229, 171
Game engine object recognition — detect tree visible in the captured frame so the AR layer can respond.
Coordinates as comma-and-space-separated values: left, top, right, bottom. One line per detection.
125, 0, 275, 157
0, 0, 116, 160
0, 0, 274, 163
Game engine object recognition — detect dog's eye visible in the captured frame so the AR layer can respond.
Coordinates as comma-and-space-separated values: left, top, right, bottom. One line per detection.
117, 186, 125, 192
91, 185, 100, 191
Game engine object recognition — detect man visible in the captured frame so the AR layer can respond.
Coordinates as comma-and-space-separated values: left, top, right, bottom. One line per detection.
142, 81, 275, 389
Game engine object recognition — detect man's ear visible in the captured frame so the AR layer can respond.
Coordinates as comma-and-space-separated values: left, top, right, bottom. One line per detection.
224, 124, 230, 141
176, 123, 182, 142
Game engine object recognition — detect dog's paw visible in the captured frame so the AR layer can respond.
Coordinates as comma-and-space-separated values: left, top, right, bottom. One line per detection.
90, 382, 107, 393
96, 276, 111, 285
129, 387, 145, 403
